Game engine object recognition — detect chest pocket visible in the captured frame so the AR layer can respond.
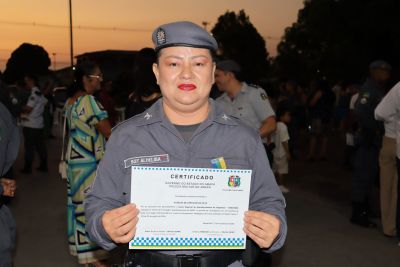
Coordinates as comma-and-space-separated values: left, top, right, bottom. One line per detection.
235, 105, 251, 119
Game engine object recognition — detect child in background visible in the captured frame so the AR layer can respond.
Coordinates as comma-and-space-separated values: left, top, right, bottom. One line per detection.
272, 106, 291, 193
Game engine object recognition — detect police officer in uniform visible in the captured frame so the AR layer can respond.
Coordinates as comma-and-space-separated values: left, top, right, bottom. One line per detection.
352, 60, 391, 227
85, 21, 286, 267
20, 74, 48, 173
214, 60, 276, 165
0, 101, 19, 267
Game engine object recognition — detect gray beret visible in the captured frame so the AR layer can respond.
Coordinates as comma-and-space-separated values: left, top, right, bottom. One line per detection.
369, 60, 391, 71
152, 21, 218, 52
216, 59, 241, 73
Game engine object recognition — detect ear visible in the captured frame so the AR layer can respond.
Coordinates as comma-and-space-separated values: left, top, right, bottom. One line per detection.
152, 63, 160, 85
227, 71, 235, 79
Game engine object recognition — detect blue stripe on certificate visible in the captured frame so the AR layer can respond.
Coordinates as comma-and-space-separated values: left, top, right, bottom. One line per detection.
130, 237, 245, 249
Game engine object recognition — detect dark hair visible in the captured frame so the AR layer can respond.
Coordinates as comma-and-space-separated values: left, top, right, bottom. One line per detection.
132, 48, 160, 99
67, 60, 99, 97
276, 105, 290, 121
226, 70, 243, 82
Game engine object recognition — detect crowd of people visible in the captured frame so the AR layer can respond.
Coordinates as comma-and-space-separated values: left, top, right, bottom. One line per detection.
0, 20, 399, 266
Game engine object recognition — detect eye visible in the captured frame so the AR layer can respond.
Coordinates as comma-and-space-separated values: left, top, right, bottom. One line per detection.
168, 62, 178, 67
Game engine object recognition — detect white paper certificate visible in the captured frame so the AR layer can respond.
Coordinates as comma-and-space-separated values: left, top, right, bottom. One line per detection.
129, 166, 252, 250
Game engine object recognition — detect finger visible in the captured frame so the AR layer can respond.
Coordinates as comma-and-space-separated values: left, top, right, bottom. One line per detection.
243, 227, 270, 248
245, 210, 275, 221
116, 224, 138, 243
117, 217, 139, 241
244, 220, 265, 235
245, 211, 280, 230
112, 203, 137, 216
110, 207, 139, 228
243, 221, 268, 243
117, 215, 139, 234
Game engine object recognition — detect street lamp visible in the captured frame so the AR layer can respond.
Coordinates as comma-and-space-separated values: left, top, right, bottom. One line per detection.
68, 0, 74, 67
52, 53, 56, 70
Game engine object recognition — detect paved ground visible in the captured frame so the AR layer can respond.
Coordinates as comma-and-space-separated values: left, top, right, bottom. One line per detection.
7, 126, 400, 266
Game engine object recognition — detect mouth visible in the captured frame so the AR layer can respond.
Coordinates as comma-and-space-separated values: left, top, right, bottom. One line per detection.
178, 84, 197, 91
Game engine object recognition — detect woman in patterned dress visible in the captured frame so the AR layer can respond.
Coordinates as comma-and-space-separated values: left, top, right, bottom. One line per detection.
65, 61, 111, 266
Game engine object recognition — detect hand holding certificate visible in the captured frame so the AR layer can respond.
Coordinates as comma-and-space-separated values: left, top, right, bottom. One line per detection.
130, 166, 252, 249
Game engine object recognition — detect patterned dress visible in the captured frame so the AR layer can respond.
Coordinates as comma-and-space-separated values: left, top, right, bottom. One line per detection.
65, 95, 108, 264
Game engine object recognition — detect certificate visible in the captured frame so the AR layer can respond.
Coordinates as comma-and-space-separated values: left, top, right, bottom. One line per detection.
129, 166, 252, 249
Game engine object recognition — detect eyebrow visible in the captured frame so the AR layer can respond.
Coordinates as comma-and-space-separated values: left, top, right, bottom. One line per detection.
163, 55, 211, 60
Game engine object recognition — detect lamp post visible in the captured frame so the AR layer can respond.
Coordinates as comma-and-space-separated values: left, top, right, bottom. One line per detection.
52, 53, 56, 70
68, 0, 74, 67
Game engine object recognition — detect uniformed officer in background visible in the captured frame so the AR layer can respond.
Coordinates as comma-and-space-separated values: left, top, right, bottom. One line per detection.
214, 60, 276, 165
20, 74, 48, 174
0, 101, 19, 267
85, 21, 286, 267
351, 60, 391, 227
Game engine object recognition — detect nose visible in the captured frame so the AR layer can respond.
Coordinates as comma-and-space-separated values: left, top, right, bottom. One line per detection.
180, 62, 193, 79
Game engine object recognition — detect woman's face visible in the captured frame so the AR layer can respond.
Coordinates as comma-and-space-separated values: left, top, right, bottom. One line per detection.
83, 66, 103, 94
152, 46, 215, 116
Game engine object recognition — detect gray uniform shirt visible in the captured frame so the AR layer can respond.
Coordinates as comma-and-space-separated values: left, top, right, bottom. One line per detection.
0, 102, 20, 177
85, 98, 287, 262
0, 102, 19, 266
216, 82, 275, 132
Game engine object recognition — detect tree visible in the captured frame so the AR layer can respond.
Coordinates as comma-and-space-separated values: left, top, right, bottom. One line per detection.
3, 43, 51, 83
212, 10, 270, 83
273, 0, 400, 84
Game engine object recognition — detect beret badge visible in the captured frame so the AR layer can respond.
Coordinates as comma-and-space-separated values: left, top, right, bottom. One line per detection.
156, 28, 166, 45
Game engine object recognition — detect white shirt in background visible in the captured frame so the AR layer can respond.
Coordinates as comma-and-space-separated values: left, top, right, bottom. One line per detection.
272, 122, 290, 158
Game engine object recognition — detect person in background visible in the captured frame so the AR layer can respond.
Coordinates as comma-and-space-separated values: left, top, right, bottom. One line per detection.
272, 106, 292, 193
215, 59, 276, 166
85, 21, 286, 267
97, 80, 118, 127
65, 61, 111, 267
42, 77, 56, 138
375, 81, 400, 244
125, 47, 161, 120
306, 79, 336, 161
20, 74, 48, 174
343, 84, 360, 170
351, 60, 391, 228
0, 101, 19, 267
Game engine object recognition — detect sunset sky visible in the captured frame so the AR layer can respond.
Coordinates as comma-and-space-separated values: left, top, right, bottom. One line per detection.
0, 0, 304, 71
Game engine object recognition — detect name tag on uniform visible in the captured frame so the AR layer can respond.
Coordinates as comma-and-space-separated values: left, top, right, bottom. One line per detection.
124, 154, 169, 168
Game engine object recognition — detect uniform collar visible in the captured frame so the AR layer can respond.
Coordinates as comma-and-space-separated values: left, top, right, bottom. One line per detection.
135, 98, 238, 127
239, 82, 250, 93
221, 82, 248, 100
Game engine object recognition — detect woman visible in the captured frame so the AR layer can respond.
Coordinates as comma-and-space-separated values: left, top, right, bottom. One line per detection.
65, 61, 111, 266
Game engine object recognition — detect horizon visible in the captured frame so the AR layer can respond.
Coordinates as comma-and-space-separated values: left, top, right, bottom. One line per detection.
0, 0, 304, 72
